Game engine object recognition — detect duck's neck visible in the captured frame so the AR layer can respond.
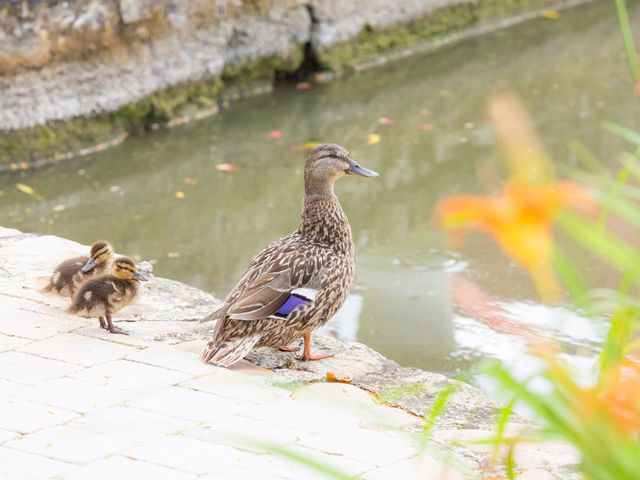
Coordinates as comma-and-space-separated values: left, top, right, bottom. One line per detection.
299, 184, 353, 255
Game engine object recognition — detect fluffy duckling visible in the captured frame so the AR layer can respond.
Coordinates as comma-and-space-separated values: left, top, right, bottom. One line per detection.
44, 241, 114, 297
68, 256, 147, 335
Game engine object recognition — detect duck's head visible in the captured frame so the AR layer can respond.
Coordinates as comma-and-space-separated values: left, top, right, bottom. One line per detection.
305, 144, 378, 193
80, 241, 114, 273
111, 256, 148, 281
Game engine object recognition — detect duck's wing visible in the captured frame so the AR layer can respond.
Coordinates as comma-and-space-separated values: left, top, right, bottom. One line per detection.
223, 235, 326, 322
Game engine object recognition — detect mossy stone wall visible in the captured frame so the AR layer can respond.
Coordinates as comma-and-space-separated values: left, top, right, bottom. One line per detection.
0, 0, 594, 170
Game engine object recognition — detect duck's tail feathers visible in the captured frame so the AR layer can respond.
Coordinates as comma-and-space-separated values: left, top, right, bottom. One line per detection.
201, 333, 261, 367
66, 303, 80, 315
200, 304, 227, 323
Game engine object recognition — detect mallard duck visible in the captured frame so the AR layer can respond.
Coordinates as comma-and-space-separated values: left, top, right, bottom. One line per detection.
68, 256, 147, 335
201, 143, 378, 366
44, 240, 114, 297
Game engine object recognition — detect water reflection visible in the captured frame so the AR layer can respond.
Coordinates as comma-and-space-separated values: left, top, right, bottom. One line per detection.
0, 2, 634, 383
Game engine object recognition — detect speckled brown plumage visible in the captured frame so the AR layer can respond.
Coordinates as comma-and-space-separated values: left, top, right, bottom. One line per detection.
43, 241, 113, 297
68, 256, 145, 335
201, 144, 378, 366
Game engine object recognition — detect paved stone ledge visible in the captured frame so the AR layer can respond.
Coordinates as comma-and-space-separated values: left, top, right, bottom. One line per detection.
0, 227, 580, 479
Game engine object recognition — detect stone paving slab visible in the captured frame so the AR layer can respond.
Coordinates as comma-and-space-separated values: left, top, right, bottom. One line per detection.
18, 333, 141, 367
62, 456, 198, 480
70, 359, 191, 392
0, 227, 580, 479
0, 447, 73, 480
0, 351, 82, 386
5, 424, 137, 463
70, 405, 196, 442
0, 333, 32, 352
128, 435, 244, 475
14, 377, 132, 414
0, 396, 79, 434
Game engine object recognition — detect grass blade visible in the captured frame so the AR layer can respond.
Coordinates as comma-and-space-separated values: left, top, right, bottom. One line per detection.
613, 0, 640, 81
264, 445, 354, 480
556, 211, 640, 280
552, 246, 591, 310
603, 121, 640, 147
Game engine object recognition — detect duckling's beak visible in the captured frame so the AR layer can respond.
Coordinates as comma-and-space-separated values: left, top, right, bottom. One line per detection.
346, 158, 379, 178
80, 258, 96, 273
133, 271, 149, 281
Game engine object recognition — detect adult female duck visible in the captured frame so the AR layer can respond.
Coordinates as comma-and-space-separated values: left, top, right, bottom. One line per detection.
202, 144, 378, 366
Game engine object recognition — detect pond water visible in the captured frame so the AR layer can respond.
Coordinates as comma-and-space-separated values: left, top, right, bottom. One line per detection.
0, 1, 637, 386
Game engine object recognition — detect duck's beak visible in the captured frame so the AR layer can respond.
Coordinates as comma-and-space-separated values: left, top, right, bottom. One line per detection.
346, 158, 379, 177
80, 257, 96, 273
134, 271, 149, 281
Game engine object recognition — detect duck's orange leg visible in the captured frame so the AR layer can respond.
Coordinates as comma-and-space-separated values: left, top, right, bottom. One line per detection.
298, 332, 333, 361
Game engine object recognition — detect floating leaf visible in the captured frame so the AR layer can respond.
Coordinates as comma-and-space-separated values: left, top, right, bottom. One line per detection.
52, 204, 66, 213
182, 178, 199, 186
15, 183, 35, 196
268, 130, 283, 139
175, 191, 185, 199
216, 163, 238, 172
367, 133, 381, 145
167, 251, 181, 258
378, 117, 394, 125
415, 123, 434, 131
290, 142, 321, 152
326, 372, 352, 384
296, 82, 312, 90
542, 10, 559, 20
18, 161, 29, 171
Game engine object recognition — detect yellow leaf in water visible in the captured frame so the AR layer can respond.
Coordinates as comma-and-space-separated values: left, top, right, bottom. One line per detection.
175, 191, 185, 199
290, 142, 321, 152
367, 134, 381, 145
15, 183, 35, 196
542, 10, 559, 20
326, 372, 352, 384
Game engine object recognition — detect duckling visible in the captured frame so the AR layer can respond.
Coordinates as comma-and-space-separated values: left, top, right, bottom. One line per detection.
201, 143, 378, 366
44, 240, 114, 297
68, 256, 147, 335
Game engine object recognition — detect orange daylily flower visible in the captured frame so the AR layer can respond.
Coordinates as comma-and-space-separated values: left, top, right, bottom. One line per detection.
578, 359, 640, 437
437, 180, 593, 301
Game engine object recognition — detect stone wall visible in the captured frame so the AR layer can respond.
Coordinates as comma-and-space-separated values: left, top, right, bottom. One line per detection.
0, 0, 592, 166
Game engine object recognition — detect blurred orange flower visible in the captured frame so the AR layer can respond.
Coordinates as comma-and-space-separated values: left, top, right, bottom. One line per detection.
437, 180, 592, 300
575, 359, 640, 438
436, 92, 597, 300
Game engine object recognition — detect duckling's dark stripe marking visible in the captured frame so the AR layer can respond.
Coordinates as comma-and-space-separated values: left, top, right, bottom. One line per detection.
93, 247, 110, 258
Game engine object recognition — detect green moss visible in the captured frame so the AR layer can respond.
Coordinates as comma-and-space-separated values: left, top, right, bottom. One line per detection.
377, 383, 428, 403
222, 47, 305, 84
0, 46, 308, 168
0, 75, 224, 167
317, 4, 477, 71
0, 0, 566, 168
477, 0, 558, 21
268, 379, 305, 391
316, 0, 560, 72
